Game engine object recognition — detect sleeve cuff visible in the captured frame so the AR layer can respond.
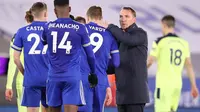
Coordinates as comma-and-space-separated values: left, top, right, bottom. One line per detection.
11, 45, 22, 52
83, 42, 91, 47
6, 85, 12, 89
111, 50, 119, 54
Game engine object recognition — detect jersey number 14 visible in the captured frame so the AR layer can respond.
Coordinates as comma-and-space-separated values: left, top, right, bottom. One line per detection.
51, 31, 72, 54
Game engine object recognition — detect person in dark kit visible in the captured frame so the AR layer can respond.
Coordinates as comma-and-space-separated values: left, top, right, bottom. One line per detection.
99, 7, 149, 112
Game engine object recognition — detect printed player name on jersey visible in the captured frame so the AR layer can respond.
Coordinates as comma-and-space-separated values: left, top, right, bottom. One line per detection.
48, 23, 79, 31
26, 26, 44, 31
89, 25, 105, 32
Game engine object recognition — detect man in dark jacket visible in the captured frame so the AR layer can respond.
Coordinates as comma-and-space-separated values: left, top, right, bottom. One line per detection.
99, 7, 149, 112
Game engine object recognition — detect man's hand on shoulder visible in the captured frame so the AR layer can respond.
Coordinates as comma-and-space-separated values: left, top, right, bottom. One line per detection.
98, 20, 109, 29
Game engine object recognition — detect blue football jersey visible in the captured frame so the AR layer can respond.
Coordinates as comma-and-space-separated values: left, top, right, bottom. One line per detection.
84, 22, 119, 86
42, 18, 91, 81
12, 21, 49, 87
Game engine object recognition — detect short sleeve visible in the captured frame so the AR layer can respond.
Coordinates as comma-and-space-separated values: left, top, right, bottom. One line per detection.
11, 29, 23, 52
150, 41, 159, 58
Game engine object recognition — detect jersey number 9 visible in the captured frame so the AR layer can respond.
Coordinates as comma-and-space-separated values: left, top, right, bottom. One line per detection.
28, 33, 48, 54
170, 48, 182, 66
89, 33, 103, 53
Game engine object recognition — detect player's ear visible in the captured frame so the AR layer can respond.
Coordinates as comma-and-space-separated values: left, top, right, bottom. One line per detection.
54, 8, 58, 18
133, 17, 136, 23
44, 10, 48, 18
69, 6, 71, 13
86, 16, 89, 24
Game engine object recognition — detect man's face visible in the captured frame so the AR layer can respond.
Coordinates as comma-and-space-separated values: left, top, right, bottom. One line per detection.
119, 9, 136, 30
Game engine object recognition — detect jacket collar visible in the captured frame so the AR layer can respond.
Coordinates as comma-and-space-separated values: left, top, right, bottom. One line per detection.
124, 23, 138, 32
164, 33, 178, 37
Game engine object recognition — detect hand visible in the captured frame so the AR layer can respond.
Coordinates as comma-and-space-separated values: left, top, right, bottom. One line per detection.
191, 86, 199, 98
98, 20, 109, 29
105, 87, 112, 106
88, 73, 98, 88
5, 89, 13, 101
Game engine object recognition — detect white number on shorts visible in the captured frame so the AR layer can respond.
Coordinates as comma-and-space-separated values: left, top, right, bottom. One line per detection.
51, 31, 72, 54
28, 33, 48, 54
89, 33, 103, 53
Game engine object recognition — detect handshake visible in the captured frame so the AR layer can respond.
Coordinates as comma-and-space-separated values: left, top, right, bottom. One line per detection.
88, 73, 98, 88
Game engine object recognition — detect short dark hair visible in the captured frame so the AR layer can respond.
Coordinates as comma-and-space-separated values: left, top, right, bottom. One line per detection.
122, 7, 136, 17
30, 2, 47, 17
87, 6, 102, 20
54, 0, 69, 7
161, 15, 175, 28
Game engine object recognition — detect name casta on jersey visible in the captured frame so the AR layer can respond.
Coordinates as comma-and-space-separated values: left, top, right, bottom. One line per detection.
26, 26, 44, 31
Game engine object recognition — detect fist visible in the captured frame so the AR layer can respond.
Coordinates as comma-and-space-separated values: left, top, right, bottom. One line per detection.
5, 89, 13, 101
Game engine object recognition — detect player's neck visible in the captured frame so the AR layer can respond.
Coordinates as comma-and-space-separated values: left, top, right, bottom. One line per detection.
88, 19, 102, 24
57, 15, 69, 18
34, 18, 46, 22
164, 28, 175, 35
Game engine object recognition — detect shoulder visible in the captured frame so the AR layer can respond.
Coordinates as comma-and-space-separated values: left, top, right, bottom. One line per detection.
105, 29, 115, 40
155, 36, 166, 44
44, 21, 54, 28
178, 37, 189, 46
72, 20, 85, 27
18, 25, 28, 32
15, 26, 28, 37
107, 24, 117, 29
177, 36, 187, 42
73, 21, 87, 32
128, 24, 146, 33
45, 21, 52, 25
155, 33, 183, 44
154, 33, 175, 44
134, 27, 147, 35
11, 33, 16, 42
129, 26, 147, 38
